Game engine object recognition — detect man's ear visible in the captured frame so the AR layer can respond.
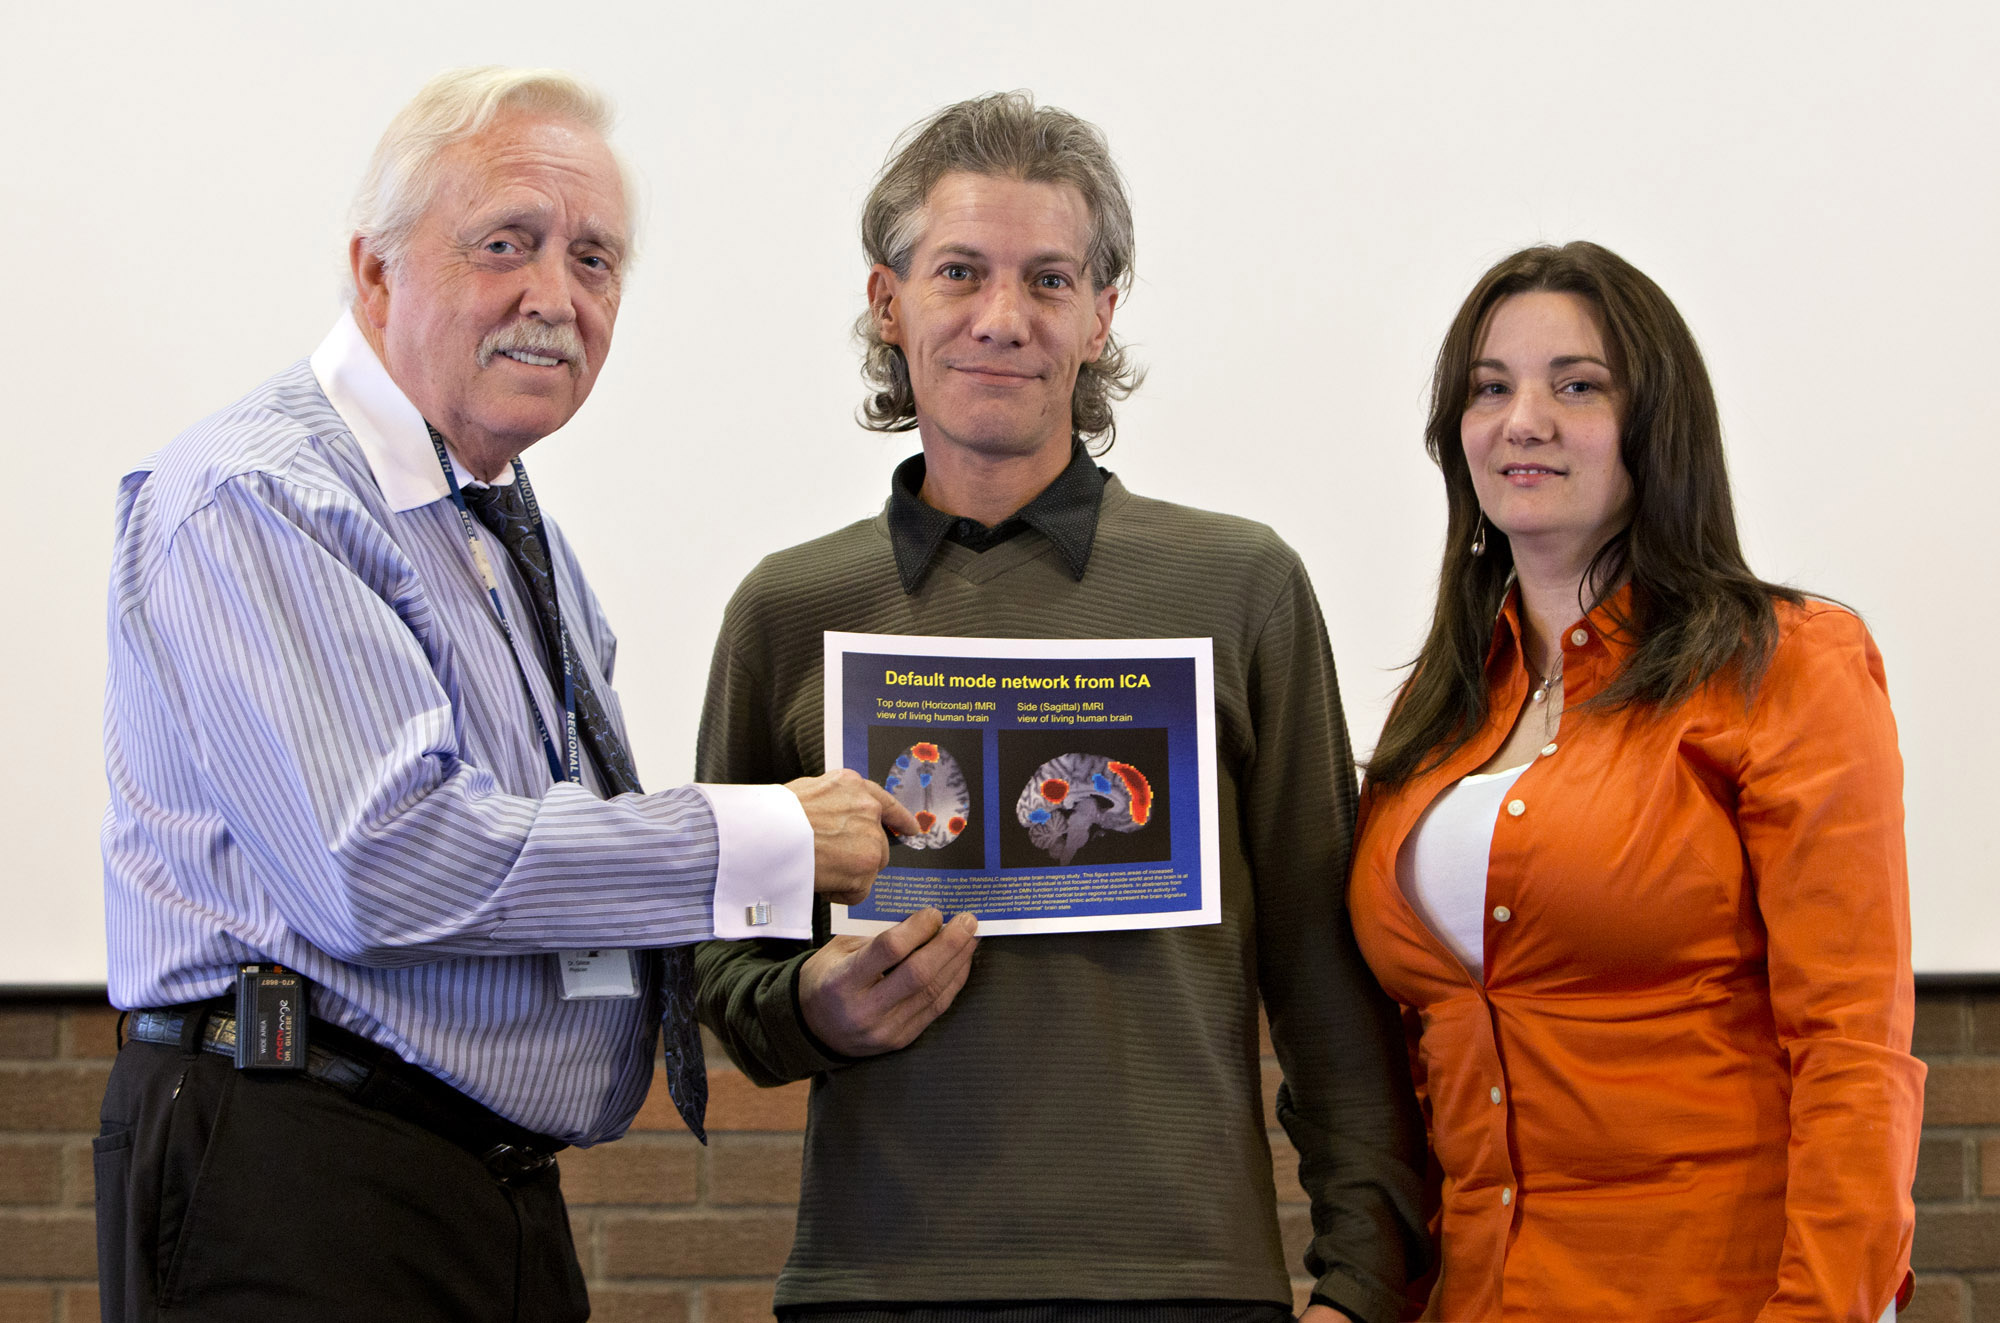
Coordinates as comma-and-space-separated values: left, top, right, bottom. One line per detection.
351, 234, 392, 331
1085, 283, 1118, 363
867, 265, 903, 347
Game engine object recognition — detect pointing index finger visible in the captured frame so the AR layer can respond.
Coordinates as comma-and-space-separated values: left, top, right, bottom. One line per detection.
867, 781, 922, 836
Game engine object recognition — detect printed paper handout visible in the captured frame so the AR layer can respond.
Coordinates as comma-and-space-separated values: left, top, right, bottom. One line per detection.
823, 633, 1220, 936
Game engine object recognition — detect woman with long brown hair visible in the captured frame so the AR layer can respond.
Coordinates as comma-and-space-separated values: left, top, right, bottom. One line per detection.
1349, 242, 1923, 1320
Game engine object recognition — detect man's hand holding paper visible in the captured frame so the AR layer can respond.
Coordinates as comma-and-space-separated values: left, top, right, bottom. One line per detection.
799, 908, 980, 1056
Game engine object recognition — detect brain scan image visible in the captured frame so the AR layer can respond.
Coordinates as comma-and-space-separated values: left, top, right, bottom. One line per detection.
1014, 753, 1154, 865
883, 742, 971, 850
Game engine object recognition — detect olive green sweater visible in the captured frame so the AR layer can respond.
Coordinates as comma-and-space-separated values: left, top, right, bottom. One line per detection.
692, 476, 1425, 1323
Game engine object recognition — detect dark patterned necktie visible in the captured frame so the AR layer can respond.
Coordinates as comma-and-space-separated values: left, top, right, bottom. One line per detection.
460, 478, 709, 1142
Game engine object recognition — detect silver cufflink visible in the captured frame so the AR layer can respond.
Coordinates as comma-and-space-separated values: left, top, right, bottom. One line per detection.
746, 902, 772, 926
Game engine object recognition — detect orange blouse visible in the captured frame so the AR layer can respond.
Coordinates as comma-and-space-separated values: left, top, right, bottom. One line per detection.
1349, 591, 1924, 1322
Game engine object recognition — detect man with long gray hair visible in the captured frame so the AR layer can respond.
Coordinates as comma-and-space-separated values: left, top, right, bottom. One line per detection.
695, 92, 1428, 1323
95, 67, 910, 1321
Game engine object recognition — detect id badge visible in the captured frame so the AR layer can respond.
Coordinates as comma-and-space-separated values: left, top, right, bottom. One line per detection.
556, 948, 640, 999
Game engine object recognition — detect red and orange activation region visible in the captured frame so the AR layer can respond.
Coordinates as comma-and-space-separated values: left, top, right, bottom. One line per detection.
1108, 761, 1152, 825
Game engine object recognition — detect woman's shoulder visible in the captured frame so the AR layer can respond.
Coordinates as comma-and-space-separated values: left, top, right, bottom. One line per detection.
1770, 596, 1878, 657
1748, 596, 1890, 727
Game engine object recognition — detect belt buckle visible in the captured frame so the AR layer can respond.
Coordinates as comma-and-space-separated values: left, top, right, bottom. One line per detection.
480, 1142, 555, 1186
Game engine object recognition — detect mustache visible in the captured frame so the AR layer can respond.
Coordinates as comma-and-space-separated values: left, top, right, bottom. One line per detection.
477, 321, 588, 373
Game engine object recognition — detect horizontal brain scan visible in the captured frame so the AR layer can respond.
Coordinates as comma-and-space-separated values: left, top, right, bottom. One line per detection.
1014, 753, 1154, 866
884, 742, 970, 850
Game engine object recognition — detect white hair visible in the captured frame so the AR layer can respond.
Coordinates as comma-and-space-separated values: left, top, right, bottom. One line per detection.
346, 66, 637, 295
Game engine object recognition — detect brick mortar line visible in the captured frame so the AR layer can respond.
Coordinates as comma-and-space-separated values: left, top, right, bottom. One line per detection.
591, 1277, 786, 1283
569, 1207, 703, 1213
592, 1215, 804, 1223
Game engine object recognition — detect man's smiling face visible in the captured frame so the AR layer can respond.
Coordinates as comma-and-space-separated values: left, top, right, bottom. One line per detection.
357, 110, 628, 476
869, 172, 1116, 469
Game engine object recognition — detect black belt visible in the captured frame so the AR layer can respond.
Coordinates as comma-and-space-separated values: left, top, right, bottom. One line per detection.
124, 1003, 567, 1185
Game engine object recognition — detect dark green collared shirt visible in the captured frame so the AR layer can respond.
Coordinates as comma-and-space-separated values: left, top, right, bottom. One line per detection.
886, 442, 1106, 593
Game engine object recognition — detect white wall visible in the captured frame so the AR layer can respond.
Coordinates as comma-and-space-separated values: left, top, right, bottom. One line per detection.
5, 0, 1995, 983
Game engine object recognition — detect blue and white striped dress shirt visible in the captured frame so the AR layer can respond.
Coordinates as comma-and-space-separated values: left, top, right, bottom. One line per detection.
101, 314, 812, 1142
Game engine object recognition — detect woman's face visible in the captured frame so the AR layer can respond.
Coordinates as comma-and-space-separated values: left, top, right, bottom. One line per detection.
1461, 291, 1635, 567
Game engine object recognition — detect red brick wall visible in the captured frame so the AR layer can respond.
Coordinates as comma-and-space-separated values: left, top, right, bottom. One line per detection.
1905, 987, 2000, 1323
0, 1000, 117, 1323
2, 990, 1995, 1323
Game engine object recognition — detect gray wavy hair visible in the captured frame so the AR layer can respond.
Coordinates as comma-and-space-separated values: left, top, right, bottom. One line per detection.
347, 67, 633, 295
857, 91, 1144, 451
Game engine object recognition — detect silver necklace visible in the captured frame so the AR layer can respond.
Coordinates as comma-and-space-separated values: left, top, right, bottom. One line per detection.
1531, 652, 1564, 704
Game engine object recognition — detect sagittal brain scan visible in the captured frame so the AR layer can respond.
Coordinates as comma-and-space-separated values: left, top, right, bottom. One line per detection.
884, 742, 971, 850
1014, 754, 1154, 865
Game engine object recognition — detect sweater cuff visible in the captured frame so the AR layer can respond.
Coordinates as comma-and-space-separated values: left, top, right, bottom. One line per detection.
1312, 1267, 1401, 1323
788, 960, 864, 1071
742, 947, 850, 1081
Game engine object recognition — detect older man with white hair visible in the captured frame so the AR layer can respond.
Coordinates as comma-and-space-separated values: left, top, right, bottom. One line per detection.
94, 67, 911, 1322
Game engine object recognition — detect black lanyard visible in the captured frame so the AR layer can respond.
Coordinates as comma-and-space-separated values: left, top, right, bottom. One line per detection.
427, 427, 580, 787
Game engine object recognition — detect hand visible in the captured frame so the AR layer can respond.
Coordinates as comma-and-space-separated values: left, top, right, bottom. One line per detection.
786, 769, 921, 905
1299, 1304, 1359, 1323
798, 907, 979, 1056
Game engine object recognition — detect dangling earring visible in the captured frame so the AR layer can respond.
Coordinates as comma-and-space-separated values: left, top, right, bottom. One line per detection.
1469, 512, 1488, 558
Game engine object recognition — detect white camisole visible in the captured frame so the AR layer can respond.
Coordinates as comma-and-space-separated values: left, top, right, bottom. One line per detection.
1394, 762, 1530, 979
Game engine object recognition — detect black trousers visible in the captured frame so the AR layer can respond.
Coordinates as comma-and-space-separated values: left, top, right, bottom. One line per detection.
94, 1036, 589, 1323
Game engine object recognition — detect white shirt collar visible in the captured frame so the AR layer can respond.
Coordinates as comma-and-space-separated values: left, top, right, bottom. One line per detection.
309, 311, 513, 513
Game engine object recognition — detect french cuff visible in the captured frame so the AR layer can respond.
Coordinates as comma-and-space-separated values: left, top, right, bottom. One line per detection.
694, 783, 814, 940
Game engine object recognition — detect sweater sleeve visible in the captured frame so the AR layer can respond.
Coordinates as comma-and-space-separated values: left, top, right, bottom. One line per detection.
1741, 609, 1924, 1322
690, 601, 845, 1086
1248, 558, 1431, 1323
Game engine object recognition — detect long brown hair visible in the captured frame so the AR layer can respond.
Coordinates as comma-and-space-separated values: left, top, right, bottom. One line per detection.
1367, 241, 1803, 787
